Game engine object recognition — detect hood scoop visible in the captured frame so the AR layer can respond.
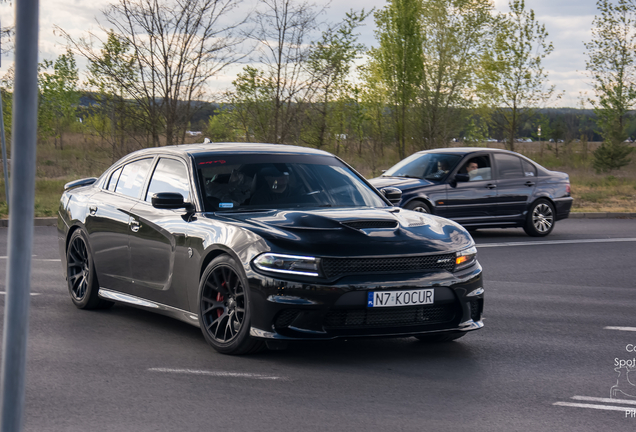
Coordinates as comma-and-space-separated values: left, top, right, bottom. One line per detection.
341, 220, 398, 230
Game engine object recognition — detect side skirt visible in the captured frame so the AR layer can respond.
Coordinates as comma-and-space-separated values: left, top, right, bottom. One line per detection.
98, 288, 200, 328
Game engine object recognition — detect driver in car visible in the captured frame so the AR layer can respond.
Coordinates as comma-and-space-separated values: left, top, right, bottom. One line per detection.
250, 166, 294, 205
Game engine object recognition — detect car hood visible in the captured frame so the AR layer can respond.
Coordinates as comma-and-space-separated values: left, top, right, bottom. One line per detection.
209, 208, 472, 257
369, 176, 434, 190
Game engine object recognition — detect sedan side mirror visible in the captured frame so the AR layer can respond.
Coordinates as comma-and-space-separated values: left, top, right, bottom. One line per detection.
152, 192, 188, 209
381, 187, 402, 205
455, 173, 470, 183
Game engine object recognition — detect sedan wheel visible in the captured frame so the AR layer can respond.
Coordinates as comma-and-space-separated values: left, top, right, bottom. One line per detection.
524, 199, 555, 237
66, 230, 113, 309
405, 200, 431, 214
199, 255, 264, 355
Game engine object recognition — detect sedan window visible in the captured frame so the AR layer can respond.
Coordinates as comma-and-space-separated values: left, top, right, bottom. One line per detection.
145, 158, 191, 203
106, 167, 122, 192
382, 153, 462, 180
115, 158, 153, 199
494, 153, 524, 179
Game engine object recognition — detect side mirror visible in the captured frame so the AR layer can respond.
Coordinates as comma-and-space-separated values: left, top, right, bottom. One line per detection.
455, 173, 470, 183
152, 192, 188, 209
381, 187, 402, 205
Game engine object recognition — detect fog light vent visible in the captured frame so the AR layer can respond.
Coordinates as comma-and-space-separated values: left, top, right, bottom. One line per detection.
274, 310, 300, 329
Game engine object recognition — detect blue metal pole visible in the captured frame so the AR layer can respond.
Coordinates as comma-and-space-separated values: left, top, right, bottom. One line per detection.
0, 0, 39, 431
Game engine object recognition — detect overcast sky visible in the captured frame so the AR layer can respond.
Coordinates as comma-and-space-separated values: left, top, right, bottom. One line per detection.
0, 0, 600, 107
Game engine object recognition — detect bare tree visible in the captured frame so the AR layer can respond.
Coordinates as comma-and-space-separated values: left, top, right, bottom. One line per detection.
248, 0, 324, 143
61, 0, 249, 147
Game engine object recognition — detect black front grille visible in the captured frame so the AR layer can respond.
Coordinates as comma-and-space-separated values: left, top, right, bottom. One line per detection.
321, 254, 456, 279
342, 220, 398, 230
324, 304, 456, 329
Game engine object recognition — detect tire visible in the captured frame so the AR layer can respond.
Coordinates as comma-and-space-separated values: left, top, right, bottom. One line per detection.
198, 255, 265, 355
66, 229, 113, 310
404, 200, 431, 214
414, 332, 466, 343
523, 199, 555, 237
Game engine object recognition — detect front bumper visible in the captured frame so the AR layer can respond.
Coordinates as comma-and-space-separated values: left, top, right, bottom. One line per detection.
246, 263, 484, 341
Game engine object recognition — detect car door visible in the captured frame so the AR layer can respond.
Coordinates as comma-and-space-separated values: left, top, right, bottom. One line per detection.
85, 157, 154, 294
128, 157, 192, 309
441, 154, 498, 222
492, 153, 537, 220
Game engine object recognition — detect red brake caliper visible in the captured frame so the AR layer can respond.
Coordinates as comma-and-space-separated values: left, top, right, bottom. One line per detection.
216, 291, 224, 318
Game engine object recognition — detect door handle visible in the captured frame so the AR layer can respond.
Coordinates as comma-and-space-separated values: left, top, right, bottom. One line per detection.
486, 184, 497, 189
525, 181, 535, 187
89, 205, 98, 215
130, 218, 140, 233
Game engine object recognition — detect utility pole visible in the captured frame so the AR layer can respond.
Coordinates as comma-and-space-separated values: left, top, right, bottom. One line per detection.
0, 1, 39, 432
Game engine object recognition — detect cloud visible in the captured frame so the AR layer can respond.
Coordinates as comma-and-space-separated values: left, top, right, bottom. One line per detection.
0, 0, 606, 107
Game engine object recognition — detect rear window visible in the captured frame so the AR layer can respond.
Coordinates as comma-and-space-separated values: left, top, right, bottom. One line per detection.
115, 158, 153, 199
195, 154, 387, 212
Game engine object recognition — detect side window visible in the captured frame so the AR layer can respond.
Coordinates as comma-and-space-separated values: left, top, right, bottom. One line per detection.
494, 153, 524, 179
462, 156, 492, 181
145, 158, 191, 203
522, 159, 537, 177
115, 158, 153, 199
107, 167, 123, 192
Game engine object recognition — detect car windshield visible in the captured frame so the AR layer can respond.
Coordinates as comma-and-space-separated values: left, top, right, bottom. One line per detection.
383, 153, 462, 181
195, 154, 387, 212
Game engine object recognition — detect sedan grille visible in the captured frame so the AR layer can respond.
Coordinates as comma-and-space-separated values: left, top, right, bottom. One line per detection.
324, 304, 456, 329
321, 253, 456, 279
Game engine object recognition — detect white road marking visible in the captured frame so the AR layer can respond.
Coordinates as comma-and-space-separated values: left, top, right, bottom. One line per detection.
604, 326, 636, 332
0, 292, 41, 296
553, 401, 635, 412
0, 256, 60, 262
148, 368, 285, 380
571, 396, 636, 406
476, 238, 636, 248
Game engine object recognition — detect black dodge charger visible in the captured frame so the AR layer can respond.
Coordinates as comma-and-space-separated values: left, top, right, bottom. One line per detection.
369, 147, 573, 236
58, 143, 484, 354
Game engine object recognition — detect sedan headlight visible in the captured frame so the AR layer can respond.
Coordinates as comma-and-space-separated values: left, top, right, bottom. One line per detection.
455, 246, 477, 271
253, 253, 321, 277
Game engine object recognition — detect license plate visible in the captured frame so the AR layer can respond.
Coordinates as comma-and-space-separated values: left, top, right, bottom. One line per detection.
367, 289, 434, 308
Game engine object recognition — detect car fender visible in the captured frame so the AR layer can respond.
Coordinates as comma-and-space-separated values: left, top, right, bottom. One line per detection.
402, 195, 435, 213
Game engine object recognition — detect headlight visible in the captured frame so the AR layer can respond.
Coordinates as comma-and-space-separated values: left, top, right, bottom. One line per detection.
455, 246, 477, 271
253, 253, 320, 277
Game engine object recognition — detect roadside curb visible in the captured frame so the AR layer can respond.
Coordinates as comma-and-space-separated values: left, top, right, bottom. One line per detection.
0, 213, 634, 227
568, 212, 636, 219
0, 217, 58, 227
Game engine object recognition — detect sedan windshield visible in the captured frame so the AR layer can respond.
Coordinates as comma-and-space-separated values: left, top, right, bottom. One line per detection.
383, 153, 462, 181
195, 154, 387, 212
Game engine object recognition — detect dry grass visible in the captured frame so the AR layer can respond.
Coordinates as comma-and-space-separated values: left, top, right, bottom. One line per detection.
0, 134, 634, 217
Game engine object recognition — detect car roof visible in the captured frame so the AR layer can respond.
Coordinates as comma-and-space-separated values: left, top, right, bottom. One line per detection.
414, 147, 522, 156
125, 142, 333, 159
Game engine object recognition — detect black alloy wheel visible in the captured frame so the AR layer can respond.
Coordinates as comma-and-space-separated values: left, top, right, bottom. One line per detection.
524, 199, 555, 237
66, 230, 113, 309
405, 200, 431, 214
199, 255, 264, 355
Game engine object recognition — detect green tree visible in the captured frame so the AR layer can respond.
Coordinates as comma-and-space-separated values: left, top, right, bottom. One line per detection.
418, 0, 494, 148
303, 10, 370, 149
86, 31, 138, 159
585, 0, 636, 172
228, 66, 277, 142
478, 0, 556, 152
38, 49, 80, 149
369, 0, 423, 158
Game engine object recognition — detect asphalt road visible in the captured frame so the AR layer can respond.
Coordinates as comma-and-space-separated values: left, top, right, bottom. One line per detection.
1, 219, 635, 432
